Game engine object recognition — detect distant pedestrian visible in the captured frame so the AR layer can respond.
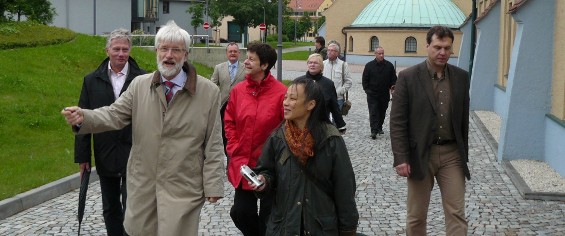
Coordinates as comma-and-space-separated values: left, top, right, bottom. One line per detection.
224, 43, 287, 236
327, 40, 346, 61
390, 25, 471, 235
362, 46, 397, 139
297, 53, 346, 134
313, 36, 328, 60
211, 42, 245, 155
323, 42, 352, 111
74, 28, 145, 236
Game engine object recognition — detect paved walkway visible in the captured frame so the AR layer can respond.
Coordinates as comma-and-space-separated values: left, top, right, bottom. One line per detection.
1, 61, 565, 235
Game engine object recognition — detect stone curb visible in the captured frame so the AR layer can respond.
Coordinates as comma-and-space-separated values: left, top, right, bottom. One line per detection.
0, 168, 99, 221
471, 111, 565, 202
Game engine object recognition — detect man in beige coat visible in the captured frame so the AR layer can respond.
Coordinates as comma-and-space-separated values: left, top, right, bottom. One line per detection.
61, 21, 224, 236
211, 42, 245, 155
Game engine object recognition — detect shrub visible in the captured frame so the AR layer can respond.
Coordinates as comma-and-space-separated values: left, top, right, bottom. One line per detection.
266, 34, 289, 43
0, 21, 76, 50
131, 29, 155, 47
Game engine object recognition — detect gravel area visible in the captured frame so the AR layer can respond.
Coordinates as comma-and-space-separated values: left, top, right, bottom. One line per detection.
474, 110, 565, 194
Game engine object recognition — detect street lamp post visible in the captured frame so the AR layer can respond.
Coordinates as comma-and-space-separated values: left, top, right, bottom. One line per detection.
277, 0, 283, 81
294, 0, 297, 43
263, 0, 271, 43
293, 0, 301, 44
262, 5, 266, 43
205, 0, 209, 48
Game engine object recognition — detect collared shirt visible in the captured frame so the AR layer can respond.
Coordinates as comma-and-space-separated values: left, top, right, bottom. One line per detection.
108, 62, 129, 99
228, 61, 239, 82
426, 60, 454, 141
161, 70, 188, 102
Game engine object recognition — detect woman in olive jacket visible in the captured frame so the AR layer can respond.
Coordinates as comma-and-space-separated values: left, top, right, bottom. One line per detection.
252, 77, 358, 235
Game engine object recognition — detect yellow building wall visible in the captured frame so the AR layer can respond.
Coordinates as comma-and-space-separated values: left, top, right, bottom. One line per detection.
345, 30, 462, 57
452, 0, 473, 17
497, 0, 516, 87
322, 0, 372, 51
552, 0, 565, 119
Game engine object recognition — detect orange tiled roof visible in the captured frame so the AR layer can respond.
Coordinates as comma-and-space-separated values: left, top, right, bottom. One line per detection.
288, 0, 325, 12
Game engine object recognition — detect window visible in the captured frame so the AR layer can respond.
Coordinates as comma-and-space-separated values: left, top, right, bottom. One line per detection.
405, 36, 417, 53
370, 36, 379, 51
163, 1, 169, 14
349, 36, 353, 52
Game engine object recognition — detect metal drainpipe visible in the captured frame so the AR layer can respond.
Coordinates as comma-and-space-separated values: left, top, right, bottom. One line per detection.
93, 0, 96, 35
276, 0, 283, 81
469, 0, 477, 79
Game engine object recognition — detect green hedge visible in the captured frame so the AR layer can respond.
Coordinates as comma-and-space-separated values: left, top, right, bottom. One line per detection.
0, 21, 76, 50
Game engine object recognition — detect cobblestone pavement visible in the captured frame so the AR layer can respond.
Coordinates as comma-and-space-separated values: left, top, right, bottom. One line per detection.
1, 62, 565, 235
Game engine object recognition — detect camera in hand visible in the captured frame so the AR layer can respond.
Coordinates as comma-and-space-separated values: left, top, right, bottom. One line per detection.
240, 165, 264, 188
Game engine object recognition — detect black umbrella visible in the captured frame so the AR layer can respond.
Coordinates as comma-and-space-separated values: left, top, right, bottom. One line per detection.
77, 169, 91, 235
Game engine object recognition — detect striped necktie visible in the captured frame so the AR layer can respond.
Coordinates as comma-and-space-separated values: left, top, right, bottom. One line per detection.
164, 81, 175, 104
229, 64, 236, 83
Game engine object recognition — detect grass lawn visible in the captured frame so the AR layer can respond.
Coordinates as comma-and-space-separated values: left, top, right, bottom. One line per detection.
0, 27, 212, 201
282, 51, 310, 60
267, 41, 312, 49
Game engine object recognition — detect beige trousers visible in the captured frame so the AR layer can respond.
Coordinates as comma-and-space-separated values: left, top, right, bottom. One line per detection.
406, 143, 467, 236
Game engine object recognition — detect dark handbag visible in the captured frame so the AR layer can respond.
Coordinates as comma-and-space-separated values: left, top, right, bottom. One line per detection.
342, 92, 351, 116
340, 62, 352, 116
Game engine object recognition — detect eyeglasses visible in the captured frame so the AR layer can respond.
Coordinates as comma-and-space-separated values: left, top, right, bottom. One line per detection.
158, 47, 185, 55
307, 61, 320, 65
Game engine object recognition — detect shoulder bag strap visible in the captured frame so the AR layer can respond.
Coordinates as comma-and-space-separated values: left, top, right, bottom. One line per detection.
341, 62, 348, 101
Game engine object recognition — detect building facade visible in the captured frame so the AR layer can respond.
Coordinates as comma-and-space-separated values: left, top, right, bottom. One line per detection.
322, 0, 471, 66
460, 0, 565, 177
49, 0, 208, 36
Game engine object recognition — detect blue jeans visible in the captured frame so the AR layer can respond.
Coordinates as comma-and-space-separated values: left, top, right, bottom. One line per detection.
337, 98, 345, 112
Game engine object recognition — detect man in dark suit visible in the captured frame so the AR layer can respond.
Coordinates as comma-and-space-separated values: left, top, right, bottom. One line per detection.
390, 26, 470, 235
211, 42, 246, 154
74, 28, 146, 236
362, 46, 397, 139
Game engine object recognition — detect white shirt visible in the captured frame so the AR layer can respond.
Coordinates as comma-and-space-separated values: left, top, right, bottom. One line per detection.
108, 62, 129, 99
228, 61, 239, 82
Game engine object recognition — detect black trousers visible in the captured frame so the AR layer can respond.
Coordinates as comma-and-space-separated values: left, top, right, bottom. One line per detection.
230, 185, 273, 236
366, 92, 390, 133
220, 102, 228, 157
99, 175, 127, 236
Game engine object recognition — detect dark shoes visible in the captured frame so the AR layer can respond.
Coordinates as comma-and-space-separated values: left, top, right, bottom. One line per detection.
378, 129, 384, 135
371, 133, 377, 139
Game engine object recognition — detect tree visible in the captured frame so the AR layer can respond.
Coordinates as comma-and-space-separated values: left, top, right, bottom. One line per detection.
187, 3, 205, 35
298, 14, 312, 40
282, 14, 311, 41
0, 0, 16, 22
5, 0, 55, 24
313, 15, 325, 35
212, 0, 287, 46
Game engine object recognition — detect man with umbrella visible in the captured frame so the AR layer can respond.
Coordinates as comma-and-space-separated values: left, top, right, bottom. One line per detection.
73, 28, 145, 235
62, 20, 225, 235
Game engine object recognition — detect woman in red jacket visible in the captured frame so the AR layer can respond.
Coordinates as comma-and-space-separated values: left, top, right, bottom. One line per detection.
224, 43, 287, 236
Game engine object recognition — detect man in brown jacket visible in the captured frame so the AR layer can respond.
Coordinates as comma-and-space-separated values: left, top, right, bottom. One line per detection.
390, 26, 470, 235
61, 20, 224, 236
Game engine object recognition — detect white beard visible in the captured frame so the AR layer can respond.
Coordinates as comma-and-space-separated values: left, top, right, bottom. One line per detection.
157, 56, 183, 78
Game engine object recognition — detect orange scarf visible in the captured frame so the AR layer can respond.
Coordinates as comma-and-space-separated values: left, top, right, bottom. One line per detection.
284, 121, 315, 165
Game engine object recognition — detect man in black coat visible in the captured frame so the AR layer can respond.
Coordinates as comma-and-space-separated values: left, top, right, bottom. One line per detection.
74, 28, 146, 236
362, 46, 397, 139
